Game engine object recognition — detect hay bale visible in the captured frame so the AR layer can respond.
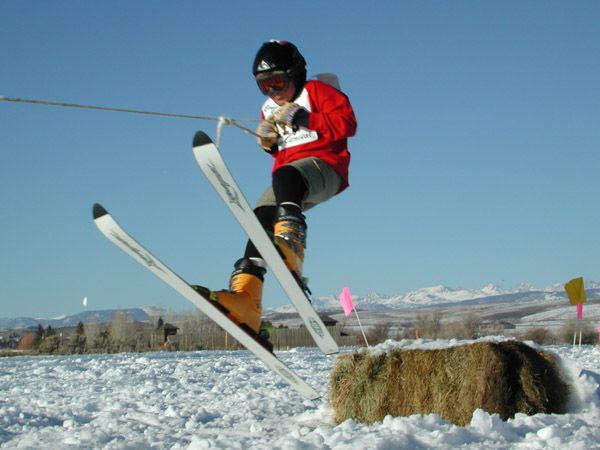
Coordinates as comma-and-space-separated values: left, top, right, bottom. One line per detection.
330, 340, 569, 426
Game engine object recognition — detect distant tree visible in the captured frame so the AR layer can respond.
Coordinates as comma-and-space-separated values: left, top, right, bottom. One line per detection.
32, 324, 44, 350
37, 325, 61, 354
459, 314, 481, 339
415, 311, 443, 339
520, 328, 552, 345
366, 322, 392, 345
559, 319, 596, 345
84, 321, 102, 353
441, 314, 482, 339
174, 310, 205, 350
109, 311, 137, 352
70, 321, 87, 354
94, 326, 112, 352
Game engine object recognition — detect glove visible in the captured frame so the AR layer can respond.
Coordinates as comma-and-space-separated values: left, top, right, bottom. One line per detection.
255, 120, 279, 154
273, 102, 308, 129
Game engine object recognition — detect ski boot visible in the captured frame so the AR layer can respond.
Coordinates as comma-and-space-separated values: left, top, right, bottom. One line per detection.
273, 202, 307, 287
193, 257, 266, 337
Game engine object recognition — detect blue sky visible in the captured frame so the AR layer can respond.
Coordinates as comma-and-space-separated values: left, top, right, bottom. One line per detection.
1, 1, 599, 319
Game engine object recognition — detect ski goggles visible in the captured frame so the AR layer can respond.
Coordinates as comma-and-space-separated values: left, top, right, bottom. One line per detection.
255, 71, 290, 95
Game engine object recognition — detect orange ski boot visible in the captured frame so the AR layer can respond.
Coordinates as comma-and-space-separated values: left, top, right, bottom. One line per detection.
273, 203, 307, 283
194, 258, 266, 334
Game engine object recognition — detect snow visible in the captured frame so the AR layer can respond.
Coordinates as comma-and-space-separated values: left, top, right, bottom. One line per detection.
366, 335, 520, 354
1, 341, 600, 449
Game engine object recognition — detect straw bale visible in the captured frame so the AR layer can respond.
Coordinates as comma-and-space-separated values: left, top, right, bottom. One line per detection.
330, 340, 569, 426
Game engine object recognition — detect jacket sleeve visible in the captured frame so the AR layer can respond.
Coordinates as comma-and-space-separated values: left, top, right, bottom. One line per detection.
306, 82, 357, 142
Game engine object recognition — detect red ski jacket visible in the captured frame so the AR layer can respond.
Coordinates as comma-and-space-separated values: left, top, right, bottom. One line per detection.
260, 80, 357, 193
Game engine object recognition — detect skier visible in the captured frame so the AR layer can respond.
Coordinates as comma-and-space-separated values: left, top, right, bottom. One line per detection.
200, 40, 357, 340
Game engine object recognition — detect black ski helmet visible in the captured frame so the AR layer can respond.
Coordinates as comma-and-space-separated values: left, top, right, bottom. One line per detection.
252, 40, 307, 90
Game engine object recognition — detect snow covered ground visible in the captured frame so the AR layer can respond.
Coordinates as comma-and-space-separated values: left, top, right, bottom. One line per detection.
1, 341, 600, 449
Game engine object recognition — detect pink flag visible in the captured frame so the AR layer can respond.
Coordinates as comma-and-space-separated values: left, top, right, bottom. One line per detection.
577, 303, 583, 321
339, 287, 356, 316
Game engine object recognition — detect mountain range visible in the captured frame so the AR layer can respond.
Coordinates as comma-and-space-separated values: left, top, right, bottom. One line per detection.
2, 281, 599, 331
0, 308, 152, 331
281, 280, 600, 313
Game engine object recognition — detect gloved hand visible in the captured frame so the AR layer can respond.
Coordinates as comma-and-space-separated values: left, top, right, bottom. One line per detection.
273, 102, 307, 129
255, 120, 279, 154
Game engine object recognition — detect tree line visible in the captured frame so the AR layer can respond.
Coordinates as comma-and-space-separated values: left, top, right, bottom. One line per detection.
25, 310, 357, 355
21, 309, 599, 356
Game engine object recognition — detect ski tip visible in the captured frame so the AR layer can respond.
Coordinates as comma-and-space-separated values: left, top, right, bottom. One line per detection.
193, 130, 213, 148
92, 203, 108, 219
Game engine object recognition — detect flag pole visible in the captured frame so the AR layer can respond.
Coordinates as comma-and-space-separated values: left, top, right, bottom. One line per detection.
339, 287, 370, 347
353, 307, 370, 347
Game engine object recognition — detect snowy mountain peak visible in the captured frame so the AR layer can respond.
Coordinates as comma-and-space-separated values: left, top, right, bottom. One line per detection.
481, 284, 503, 295
513, 282, 536, 292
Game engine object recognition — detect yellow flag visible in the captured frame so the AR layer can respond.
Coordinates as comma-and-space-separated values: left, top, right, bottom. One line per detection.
564, 277, 587, 305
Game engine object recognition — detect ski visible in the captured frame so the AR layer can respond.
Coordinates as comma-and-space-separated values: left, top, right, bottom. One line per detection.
92, 203, 320, 401
192, 131, 339, 355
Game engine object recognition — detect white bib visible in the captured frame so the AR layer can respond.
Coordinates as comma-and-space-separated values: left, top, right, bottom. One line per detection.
261, 88, 319, 150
